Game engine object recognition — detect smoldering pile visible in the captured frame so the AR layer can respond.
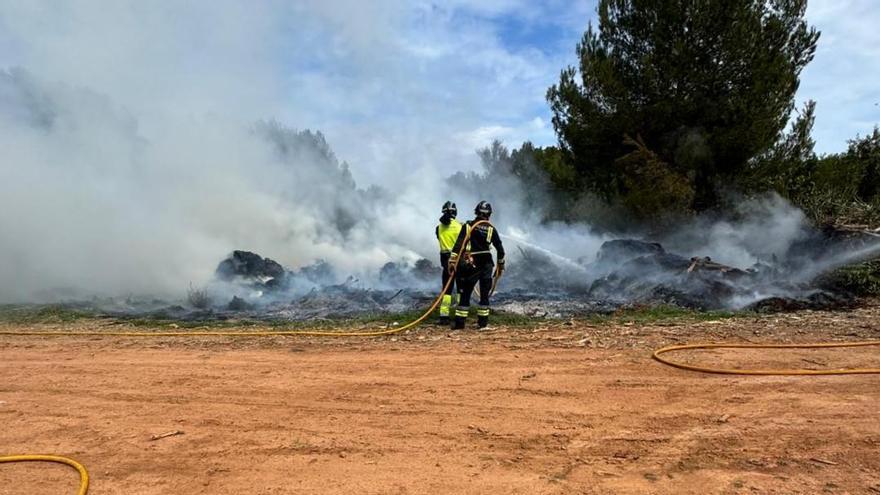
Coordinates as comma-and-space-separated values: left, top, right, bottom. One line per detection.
207, 250, 439, 320
580, 240, 836, 311
197, 224, 880, 320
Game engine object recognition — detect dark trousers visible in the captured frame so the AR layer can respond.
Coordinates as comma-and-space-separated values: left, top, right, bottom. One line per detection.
457, 263, 492, 307
454, 263, 493, 328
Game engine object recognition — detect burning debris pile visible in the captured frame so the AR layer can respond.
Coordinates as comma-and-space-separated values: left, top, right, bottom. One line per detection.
197, 223, 880, 321
580, 224, 880, 311
205, 251, 437, 320
216, 250, 288, 291
582, 240, 829, 311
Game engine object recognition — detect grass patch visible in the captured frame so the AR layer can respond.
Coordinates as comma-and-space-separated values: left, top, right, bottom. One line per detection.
118, 307, 538, 330
0, 302, 743, 330
347, 308, 538, 327
0, 304, 97, 324
580, 304, 743, 325
821, 260, 880, 296
118, 317, 262, 329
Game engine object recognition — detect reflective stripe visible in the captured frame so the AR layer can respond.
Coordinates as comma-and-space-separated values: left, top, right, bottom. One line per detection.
486, 226, 493, 243
469, 250, 491, 255
455, 307, 470, 317
476, 306, 490, 316
439, 295, 452, 317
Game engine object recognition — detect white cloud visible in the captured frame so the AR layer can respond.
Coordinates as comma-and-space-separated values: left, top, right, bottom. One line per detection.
457, 125, 517, 150
456, 117, 555, 155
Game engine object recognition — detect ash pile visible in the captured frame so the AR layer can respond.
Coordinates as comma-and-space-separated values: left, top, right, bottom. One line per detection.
580, 240, 826, 311
576, 224, 880, 311
210, 250, 438, 320
201, 225, 880, 320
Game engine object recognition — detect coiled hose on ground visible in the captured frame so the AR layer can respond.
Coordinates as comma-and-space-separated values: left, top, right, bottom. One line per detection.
652, 340, 880, 375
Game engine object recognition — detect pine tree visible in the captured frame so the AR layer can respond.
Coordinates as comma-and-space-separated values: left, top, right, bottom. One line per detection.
547, 0, 819, 212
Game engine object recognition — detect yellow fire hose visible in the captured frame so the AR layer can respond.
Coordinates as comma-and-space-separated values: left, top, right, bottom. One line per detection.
0, 455, 89, 495
0, 221, 502, 494
653, 340, 880, 375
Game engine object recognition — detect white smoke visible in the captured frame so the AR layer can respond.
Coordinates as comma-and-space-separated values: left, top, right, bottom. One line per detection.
0, 60, 865, 307
0, 67, 454, 301
0, 2, 872, 308
0, 61, 609, 302
659, 194, 811, 269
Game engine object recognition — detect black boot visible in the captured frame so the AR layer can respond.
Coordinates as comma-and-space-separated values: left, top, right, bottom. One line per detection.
437, 316, 450, 325
453, 307, 468, 330
477, 306, 490, 329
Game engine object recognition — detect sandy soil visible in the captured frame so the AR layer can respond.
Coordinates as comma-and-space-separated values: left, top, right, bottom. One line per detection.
2, 305, 880, 494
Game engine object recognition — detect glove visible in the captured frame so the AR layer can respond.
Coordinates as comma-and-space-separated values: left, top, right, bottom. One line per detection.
447, 253, 459, 273
496, 259, 505, 275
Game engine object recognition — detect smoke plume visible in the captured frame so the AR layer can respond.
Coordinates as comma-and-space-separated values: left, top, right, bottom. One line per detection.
0, 2, 876, 311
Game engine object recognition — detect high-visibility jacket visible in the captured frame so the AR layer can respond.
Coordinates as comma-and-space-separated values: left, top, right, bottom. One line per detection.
436, 218, 463, 254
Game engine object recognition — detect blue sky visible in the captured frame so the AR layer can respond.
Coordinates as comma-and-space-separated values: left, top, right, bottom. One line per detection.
1, 1, 878, 187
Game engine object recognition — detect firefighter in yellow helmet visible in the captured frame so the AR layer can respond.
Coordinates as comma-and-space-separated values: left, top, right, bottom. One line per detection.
448, 201, 505, 329
436, 201, 463, 324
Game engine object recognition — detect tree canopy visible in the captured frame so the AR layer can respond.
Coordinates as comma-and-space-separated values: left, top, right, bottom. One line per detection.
547, 0, 819, 212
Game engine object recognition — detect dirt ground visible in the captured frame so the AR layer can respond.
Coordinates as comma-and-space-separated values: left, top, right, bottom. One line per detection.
2, 305, 880, 495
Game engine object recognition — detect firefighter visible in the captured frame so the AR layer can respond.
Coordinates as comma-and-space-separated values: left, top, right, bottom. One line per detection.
448, 201, 505, 329
436, 201, 462, 324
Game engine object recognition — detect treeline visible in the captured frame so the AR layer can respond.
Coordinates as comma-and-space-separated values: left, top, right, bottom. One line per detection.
471, 0, 880, 229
